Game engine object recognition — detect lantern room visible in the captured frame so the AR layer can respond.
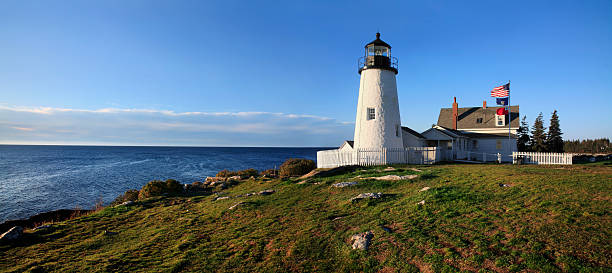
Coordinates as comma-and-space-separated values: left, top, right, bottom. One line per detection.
358, 32, 398, 74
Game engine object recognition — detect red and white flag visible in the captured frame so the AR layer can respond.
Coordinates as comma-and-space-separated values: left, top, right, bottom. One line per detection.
491, 83, 510, 97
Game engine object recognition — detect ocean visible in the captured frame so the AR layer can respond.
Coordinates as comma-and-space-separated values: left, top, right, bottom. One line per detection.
0, 145, 327, 222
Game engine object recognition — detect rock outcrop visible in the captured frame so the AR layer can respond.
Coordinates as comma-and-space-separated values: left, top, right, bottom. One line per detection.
332, 182, 358, 188
367, 175, 418, 181
350, 192, 383, 202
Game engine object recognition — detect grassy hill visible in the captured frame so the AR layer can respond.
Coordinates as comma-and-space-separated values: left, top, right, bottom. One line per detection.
1, 163, 610, 272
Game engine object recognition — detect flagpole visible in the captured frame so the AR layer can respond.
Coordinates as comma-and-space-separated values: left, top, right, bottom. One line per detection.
508, 80, 511, 156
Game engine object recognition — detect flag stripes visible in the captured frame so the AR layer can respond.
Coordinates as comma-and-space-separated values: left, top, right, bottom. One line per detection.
491, 83, 510, 97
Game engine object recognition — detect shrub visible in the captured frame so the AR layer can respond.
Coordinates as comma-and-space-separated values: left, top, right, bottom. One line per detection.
237, 168, 259, 178
111, 189, 139, 206
138, 179, 183, 199
216, 169, 238, 178
279, 158, 316, 177
185, 181, 211, 192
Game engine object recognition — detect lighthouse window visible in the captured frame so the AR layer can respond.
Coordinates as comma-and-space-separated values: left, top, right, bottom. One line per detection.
367, 108, 375, 120
396, 125, 400, 137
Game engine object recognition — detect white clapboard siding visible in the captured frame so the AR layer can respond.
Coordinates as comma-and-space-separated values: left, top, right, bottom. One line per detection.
512, 152, 573, 165
316, 147, 441, 168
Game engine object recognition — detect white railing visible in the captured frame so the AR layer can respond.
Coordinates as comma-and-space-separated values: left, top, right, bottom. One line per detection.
316, 147, 441, 168
512, 152, 573, 165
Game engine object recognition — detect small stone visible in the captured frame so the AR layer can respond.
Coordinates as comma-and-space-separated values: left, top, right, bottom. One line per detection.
383, 167, 396, 171
214, 196, 230, 201
350, 231, 374, 250
419, 187, 430, 192
229, 202, 246, 210
350, 192, 383, 202
418, 200, 425, 205
498, 183, 511, 187
332, 182, 358, 188
380, 226, 392, 233
410, 168, 423, 172
0, 226, 23, 241
103, 230, 118, 236
258, 189, 275, 195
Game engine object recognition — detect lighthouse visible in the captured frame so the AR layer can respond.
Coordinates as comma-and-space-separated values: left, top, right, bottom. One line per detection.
353, 33, 403, 149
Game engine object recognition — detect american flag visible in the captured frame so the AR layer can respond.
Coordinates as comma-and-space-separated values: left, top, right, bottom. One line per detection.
491, 83, 510, 97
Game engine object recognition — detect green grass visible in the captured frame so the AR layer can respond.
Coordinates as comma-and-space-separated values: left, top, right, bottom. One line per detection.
1, 164, 611, 272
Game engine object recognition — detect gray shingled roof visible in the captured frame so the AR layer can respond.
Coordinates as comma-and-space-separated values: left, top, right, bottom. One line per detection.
401, 126, 426, 139
437, 106, 519, 129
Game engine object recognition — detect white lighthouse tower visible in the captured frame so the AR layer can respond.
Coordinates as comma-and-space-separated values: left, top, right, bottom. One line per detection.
353, 33, 403, 149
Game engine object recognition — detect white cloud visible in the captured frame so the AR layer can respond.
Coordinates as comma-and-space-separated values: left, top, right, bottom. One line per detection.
0, 105, 353, 146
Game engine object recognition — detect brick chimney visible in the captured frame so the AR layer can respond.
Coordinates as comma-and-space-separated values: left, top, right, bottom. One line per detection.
452, 97, 458, 130
483, 100, 487, 109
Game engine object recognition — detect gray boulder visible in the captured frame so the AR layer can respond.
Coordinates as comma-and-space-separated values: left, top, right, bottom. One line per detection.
332, 182, 358, 188
119, 200, 134, 206
350, 192, 383, 202
350, 231, 373, 250
0, 226, 23, 241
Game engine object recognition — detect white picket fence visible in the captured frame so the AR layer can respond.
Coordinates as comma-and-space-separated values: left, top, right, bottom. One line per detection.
456, 151, 508, 163
512, 152, 573, 165
316, 147, 441, 168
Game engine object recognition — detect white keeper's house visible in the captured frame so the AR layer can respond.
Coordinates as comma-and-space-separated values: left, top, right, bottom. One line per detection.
316, 33, 519, 168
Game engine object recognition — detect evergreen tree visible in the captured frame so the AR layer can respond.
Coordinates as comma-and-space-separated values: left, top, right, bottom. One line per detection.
530, 112, 547, 152
563, 138, 611, 153
517, 116, 530, 151
546, 110, 564, 152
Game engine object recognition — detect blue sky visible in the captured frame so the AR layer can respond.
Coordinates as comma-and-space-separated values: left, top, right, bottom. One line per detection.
1, 0, 610, 146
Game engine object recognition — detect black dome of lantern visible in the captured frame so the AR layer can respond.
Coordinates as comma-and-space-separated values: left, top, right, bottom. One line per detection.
365, 32, 391, 49
358, 32, 398, 74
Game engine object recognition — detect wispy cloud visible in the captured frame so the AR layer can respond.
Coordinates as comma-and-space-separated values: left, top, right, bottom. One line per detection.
10, 126, 35, 131
0, 105, 352, 146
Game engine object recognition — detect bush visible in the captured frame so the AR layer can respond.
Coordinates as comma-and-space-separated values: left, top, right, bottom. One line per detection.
111, 189, 139, 206
138, 179, 183, 199
216, 169, 238, 178
237, 168, 259, 178
279, 158, 316, 177
185, 181, 211, 192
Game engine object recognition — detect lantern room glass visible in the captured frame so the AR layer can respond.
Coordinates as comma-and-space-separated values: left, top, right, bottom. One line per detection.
366, 45, 390, 57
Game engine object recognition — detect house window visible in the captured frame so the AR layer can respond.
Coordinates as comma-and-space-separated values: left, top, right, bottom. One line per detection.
367, 108, 375, 120
476, 118, 483, 124
496, 115, 505, 126
496, 139, 502, 150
